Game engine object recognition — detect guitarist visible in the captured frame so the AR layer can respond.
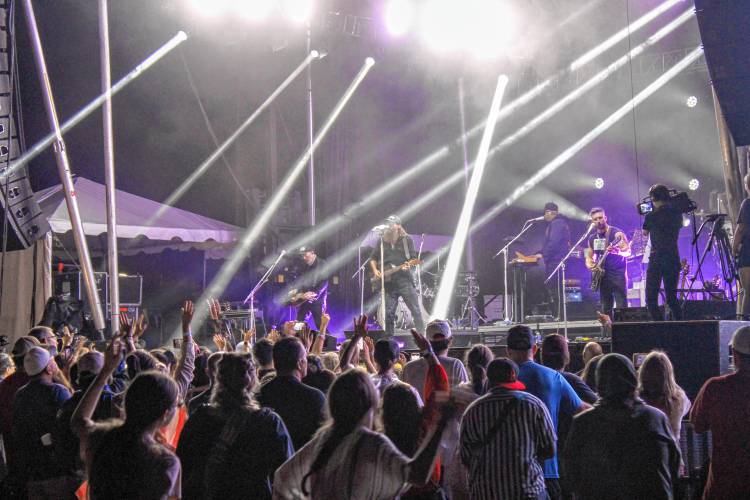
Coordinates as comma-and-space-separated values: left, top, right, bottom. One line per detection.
368, 215, 425, 335
585, 207, 630, 318
293, 246, 328, 331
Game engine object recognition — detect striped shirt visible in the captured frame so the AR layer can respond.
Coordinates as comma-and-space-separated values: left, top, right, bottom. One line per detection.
460, 388, 556, 500
273, 426, 409, 500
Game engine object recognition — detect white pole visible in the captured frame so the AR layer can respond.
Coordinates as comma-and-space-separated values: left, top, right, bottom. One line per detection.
23, 0, 105, 331
99, 0, 119, 334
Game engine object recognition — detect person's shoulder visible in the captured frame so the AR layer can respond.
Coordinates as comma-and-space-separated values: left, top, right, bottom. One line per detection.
403, 357, 426, 372
298, 379, 326, 402
515, 390, 548, 410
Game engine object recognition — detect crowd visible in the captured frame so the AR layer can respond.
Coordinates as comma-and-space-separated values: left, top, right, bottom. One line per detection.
0, 300, 749, 500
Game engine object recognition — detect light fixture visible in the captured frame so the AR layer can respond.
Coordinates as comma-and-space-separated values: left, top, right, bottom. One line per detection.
282, 0, 313, 24
686, 95, 698, 108
682, 216, 691, 227
688, 178, 699, 191
237, 0, 277, 22
384, 0, 415, 37
594, 177, 604, 189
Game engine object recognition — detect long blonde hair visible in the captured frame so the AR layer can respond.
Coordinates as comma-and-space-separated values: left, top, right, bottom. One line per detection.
382, 226, 407, 245
637, 351, 684, 419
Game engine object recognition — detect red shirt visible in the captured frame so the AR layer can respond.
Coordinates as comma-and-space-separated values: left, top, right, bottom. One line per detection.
690, 370, 750, 500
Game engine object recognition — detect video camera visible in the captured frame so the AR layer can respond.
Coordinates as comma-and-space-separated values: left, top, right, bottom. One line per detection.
636, 189, 697, 216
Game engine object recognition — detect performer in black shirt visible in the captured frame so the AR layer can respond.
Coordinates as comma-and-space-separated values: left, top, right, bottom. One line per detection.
642, 185, 684, 321
585, 207, 630, 318
533, 202, 571, 319
368, 215, 425, 335
292, 246, 328, 330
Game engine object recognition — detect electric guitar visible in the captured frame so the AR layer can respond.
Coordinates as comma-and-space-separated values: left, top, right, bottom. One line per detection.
589, 236, 624, 292
370, 259, 422, 292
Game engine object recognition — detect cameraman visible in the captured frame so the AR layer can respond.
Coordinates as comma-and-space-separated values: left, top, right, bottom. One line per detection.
642, 184, 683, 321
732, 173, 750, 317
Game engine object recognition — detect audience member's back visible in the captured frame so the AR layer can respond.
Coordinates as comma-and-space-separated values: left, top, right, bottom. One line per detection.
690, 326, 750, 500
257, 337, 325, 450
564, 354, 679, 500
402, 320, 468, 396
177, 353, 293, 500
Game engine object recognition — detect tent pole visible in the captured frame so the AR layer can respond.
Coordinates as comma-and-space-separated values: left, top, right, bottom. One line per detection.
99, 0, 119, 334
23, 0, 105, 332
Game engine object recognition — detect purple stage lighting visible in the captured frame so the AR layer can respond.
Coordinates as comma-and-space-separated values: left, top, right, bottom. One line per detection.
384, 0, 415, 37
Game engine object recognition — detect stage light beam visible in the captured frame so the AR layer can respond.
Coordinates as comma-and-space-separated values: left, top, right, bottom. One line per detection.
186, 59, 374, 334
237, 0, 277, 21
258, 0, 686, 264
2, 31, 188, 182
431, 75, 509, 320
146, 52, 316, 227
470, 46, 705, 233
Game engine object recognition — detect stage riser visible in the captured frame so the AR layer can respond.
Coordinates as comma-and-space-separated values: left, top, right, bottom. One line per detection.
612, 320, 747, 399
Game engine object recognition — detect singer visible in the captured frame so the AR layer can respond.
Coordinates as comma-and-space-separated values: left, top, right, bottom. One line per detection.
369, 215, 425, 335
533, 202, 571, 319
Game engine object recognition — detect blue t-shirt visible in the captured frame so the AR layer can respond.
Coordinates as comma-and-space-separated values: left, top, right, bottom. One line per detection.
518, 361, 583, 479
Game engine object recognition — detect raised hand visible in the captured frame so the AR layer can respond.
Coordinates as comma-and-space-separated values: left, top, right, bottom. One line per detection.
212, 333, 227, 352
297, 324, 313, 351
243, 328, 255, 344
363, 336, 374, 355
353, 314, 368, 339
133, 313, 148, 340
103, 336, 124, 375
410, 328, 431, 352
320, 313, 330, 335
282, 321, 296, 337
267, 328, 280, 344
181, 300, 194, 335
62, 325, 73, 350
207, 298, 222, 322
119, 312, 134, 337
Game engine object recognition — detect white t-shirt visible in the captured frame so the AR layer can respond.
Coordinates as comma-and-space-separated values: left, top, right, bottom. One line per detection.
273, 426, 410, 500
401, 355, 469, 398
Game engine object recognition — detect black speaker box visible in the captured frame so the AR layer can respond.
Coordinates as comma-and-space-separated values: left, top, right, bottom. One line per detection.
612, 320, 746, 399
614, 301, 737, 322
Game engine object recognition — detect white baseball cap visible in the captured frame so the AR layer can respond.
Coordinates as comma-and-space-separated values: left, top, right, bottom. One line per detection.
23, 346, 52, 376
731, 326, 750, 355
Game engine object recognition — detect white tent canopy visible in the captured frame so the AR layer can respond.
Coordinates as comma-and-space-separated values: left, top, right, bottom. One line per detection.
36, 177, 241, 244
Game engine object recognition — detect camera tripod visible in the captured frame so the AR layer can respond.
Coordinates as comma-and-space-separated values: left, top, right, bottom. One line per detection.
685, 213, 737, 302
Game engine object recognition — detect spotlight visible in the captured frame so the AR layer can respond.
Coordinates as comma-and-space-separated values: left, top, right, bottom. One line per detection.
384, 0, 415, 37
281, 0, 313, 23
688, 178, 699, 191
682, 216, 691, 227
187, 0, 232, 17
686, 95, 698, 108
237, 0, 277, 22
594, 177, 604, 189
365, 56, 375, 66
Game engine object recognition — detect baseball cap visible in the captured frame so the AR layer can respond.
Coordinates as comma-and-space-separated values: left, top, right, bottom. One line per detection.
297, 246, 315, 254
374, 338, 400, 361
24, 346, 52, 377
731, 326, 750, 355
487, 358, 526, 390
425, 319, 452, 340
507, 325, 535, 351
385, 215, 402, 226
543, 202, 559, 212
11, 336, 41, 358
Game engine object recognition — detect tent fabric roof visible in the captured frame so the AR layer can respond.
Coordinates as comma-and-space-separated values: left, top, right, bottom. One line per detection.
36, 177, 241, 244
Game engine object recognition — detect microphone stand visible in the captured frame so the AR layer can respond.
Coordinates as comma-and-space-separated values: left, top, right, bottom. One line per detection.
352, 241, 369, 315
493, 220, 537, 324
243, 250, 286, 341
545, 224, 593, 339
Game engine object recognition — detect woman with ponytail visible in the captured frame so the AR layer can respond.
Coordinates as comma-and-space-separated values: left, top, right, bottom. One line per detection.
273, 316, 455, 500
457, 344, 494, 397
71, 337, 181, 500
177, 352, 293, 500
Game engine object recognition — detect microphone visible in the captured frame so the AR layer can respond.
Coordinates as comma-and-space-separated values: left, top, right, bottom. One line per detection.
527, 216, 545, 222
372, 224, 389, 232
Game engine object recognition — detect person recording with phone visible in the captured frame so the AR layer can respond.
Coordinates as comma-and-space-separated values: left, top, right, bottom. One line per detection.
642, 184, 684, 321
732, 173, 750, 318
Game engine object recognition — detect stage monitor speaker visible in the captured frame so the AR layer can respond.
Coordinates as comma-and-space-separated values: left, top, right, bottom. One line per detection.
612, 320, 746, 399
614, 301, 737, 322
695, 1, 750, 145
